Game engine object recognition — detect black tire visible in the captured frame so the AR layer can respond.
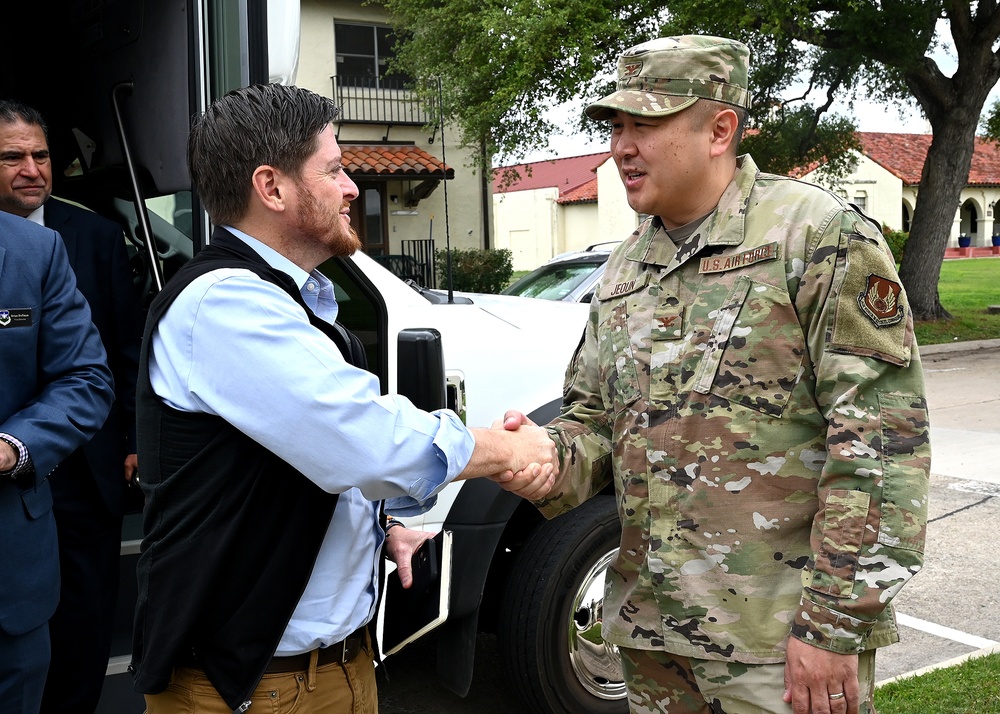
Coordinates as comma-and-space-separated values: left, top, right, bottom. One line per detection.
498, 496, 627, 714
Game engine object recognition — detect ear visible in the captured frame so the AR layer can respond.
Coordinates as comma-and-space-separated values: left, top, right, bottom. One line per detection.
708, 108, 739, 158
251, 165, 286, 213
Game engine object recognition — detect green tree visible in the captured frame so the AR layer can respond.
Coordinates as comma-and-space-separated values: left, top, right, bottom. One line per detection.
384, 0, 1000, 321
984, 100, 1000, 141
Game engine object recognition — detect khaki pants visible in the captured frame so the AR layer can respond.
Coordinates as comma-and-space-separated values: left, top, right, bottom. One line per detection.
618, 645, 876, 714
144, 632, 377, 714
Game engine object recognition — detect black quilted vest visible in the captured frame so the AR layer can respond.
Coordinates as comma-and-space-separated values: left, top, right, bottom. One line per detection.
130, 229, 367, 710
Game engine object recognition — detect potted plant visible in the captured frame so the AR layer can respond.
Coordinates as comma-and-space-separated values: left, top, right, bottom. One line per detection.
992, 234, 1000, 247
958, 234, 972, 248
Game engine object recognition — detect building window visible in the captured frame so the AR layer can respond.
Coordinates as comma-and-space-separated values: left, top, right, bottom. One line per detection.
334, 23, 409, 88
853, 193, 867, 214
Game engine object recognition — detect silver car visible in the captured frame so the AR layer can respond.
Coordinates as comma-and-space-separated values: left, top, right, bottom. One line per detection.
502, 242, 618, 303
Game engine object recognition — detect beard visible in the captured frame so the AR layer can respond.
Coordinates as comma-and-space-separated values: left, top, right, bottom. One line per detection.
295, 185, 362, 258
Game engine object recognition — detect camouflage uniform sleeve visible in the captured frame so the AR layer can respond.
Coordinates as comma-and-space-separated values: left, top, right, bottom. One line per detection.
533, 303, 614, 518
791, 208, 930, 654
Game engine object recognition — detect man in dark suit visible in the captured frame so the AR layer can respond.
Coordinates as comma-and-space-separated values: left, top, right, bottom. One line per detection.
0, 99, 144, 713
0, 209, 115, 713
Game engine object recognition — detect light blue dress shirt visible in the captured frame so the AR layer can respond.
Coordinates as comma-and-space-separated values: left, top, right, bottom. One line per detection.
148, 229, 475, 654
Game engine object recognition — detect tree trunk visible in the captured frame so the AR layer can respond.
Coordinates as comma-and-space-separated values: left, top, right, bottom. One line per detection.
898, 116, 979, 322
897, 8, 1000, 322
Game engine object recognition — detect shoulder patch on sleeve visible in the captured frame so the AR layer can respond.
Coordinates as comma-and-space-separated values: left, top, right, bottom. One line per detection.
829, 236, 911, 366
858, 274, 905, 327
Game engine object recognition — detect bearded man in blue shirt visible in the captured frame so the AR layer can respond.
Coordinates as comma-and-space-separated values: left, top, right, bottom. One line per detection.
129, 83, 556, 714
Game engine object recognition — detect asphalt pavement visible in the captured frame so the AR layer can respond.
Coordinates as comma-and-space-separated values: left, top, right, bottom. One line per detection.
379, 339, 1000, 712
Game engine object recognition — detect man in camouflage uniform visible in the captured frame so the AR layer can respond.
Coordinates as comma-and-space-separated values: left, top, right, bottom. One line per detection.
504, 35, 929, 714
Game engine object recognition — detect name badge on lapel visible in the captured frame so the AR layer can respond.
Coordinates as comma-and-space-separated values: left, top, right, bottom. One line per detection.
0, 308, 33, 328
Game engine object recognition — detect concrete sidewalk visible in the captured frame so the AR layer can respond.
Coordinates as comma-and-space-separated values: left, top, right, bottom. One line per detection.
919, 338, 1000, 485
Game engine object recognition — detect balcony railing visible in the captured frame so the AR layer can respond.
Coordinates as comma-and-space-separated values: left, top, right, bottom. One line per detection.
332, 75, 434, 126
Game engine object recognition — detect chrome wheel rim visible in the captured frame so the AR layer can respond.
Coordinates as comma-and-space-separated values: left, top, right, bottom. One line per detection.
567, 547, 625, 700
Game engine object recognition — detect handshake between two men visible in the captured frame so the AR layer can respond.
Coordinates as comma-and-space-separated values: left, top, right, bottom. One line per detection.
385, 410, 554, 590
455, 410, 556, 502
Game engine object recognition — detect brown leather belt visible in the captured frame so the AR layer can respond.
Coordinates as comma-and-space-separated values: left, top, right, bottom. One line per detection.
263, 629, 365, 673
177, 628, 366, 674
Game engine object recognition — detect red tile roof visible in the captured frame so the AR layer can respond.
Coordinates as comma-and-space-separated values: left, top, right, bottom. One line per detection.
341, 145, 453, 178
558, 178, 599, 204
493, 151, 611, 203
856, 133, 931, 184
967, 137, 1000, 185
825, 133, 1000, 187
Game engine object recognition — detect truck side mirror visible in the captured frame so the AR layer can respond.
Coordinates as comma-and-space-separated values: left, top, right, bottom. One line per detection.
397, 328, 447, 412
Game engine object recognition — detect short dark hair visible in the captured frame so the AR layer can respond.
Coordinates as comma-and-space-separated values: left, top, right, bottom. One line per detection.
187, 84, 340, 226
0, 99, 48, 140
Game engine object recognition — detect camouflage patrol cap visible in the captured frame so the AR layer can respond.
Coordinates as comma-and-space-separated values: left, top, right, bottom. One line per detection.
585, 35, 750, 121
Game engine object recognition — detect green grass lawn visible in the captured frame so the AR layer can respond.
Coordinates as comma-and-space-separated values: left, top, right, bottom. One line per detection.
914, 257, 1000, 346
874, 651, 1000, 713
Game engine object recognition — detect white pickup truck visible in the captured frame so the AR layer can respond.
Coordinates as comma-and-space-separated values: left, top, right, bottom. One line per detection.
334, 256, 625, 714
10, 1, 627, 712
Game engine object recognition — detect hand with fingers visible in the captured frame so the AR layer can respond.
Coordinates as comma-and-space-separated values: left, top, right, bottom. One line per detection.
489, 410, 556, 500
783, 637, 860, 714
382, 522, 436, 589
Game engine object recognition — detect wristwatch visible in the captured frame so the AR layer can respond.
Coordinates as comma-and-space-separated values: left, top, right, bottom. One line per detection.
384, 517, 405, 538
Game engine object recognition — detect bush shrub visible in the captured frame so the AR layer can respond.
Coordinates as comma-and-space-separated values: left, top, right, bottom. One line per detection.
882, 225, 909, 264
435, 248, 513, 293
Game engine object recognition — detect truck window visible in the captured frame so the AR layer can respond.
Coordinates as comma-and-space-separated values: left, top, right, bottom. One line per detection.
319, 257, 387, 388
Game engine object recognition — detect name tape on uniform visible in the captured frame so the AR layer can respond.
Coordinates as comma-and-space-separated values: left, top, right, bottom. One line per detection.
699, 242, 779, 274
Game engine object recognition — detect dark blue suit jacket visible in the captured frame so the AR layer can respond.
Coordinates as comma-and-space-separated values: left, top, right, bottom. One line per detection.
46, 197, 143, 517
0, 211, 114, 636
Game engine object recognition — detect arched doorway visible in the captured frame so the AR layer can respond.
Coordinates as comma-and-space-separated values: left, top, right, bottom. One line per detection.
960, 200, 980, 245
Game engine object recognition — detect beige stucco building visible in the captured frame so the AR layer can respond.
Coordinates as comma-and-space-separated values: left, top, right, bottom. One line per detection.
296, 0, 492, 284
492, 152, 639, 271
